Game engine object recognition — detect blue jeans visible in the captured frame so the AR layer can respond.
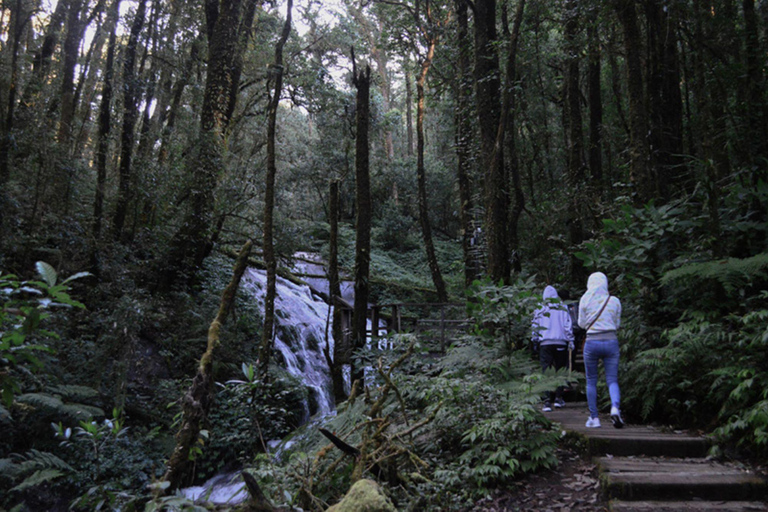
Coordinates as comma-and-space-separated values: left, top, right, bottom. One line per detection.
583, 338, 620, 419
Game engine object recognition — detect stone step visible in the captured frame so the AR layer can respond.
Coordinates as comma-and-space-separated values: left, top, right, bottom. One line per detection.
598, 456, 768, 502
609, 500, 768, 511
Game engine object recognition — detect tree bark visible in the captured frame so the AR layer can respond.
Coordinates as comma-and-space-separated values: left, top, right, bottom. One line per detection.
327, 180, 347, 403
0, 0, 29, 237
615, 0, 652, 204
475, 0, 510, 284
455, 0, 477, 287
161, 240, 253, 491
405, 66, 414, 157
160, 0, 257, 289
502, 0, 526, 274
416, 41, 448, 303
57, 0, 87, 149
586, 4, 603, 188
646, 0, 683, 201
112, 0, 148, 241
93, 0, 121, 244
259, 0, 292, 379
563, 0, 586, 285
351, 50, 372, 385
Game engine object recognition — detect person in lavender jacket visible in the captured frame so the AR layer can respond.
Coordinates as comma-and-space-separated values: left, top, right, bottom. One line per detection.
579, 272, 624, 429
531, 285, 574, 412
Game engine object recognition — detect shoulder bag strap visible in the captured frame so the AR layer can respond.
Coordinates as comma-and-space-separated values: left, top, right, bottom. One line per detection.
581, 296, 611, 352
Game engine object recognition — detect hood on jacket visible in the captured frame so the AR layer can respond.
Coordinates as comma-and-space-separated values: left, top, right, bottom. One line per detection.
542, 285, 560, 301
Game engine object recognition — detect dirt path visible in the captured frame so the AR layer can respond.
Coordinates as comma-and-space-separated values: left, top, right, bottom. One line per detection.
468, 446, 608, 511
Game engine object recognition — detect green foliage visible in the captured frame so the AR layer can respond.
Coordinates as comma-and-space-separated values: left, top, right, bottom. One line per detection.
464, 277, 540, 354
193, 368, 307, 481
0, 262, 90, 408
574, 201, 687, 301
661, 253, 768, 318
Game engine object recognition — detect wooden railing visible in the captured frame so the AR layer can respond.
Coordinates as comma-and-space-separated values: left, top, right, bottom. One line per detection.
366, 302, 471, 352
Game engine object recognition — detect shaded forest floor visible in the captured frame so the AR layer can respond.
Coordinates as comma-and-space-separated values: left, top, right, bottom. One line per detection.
468, 447, 607, 512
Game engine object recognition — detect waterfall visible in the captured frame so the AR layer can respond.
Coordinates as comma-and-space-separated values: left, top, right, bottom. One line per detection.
242, 268, 335, 418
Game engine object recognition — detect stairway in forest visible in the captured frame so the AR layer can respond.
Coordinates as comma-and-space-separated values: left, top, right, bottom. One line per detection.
548, 403, 768, 511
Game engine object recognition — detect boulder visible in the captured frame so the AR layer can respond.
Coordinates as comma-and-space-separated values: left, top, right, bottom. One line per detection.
326, 479, 397, 512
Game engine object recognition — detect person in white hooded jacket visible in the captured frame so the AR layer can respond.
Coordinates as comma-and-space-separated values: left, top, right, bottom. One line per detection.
531, 285, 574, 412
578, 272, 624, 428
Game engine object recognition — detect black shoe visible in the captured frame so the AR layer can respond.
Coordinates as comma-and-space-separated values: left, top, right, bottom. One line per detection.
611, 406, 624, 428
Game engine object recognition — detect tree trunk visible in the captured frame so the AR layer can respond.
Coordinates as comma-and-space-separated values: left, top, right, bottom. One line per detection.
564, 0, 586, 286
646, 0, 683, 201
615, 0, 652, 204
455, 0, 477, 287
502, 0, 526, 275
327, 180, 347, 403
160, 0, 256, 289
112, 0, 147, 241
351, 52, 372, 386
0, 0, 28, 237
474, 0, 509, 284
405, 66, 414, 157
259, 0, 292, 379
162, 241, 252, 491
742, 0, 767, 180
93, 0, 121, 244
586, 4, 603, 188
416, 46, 448, 303
57, 0, 86, 148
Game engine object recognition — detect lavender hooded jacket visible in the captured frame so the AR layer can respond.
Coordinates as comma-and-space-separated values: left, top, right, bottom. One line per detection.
531, 286, 574, 347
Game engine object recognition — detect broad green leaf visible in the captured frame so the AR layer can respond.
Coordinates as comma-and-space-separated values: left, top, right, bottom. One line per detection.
35, 262, 57, 288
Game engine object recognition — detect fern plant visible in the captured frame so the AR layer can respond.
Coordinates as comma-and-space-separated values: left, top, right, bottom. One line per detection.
0, 448, 73, 494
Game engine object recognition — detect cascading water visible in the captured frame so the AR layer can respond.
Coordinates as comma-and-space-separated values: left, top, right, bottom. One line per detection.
182, 260, 385, 506
242, 267, 336, 419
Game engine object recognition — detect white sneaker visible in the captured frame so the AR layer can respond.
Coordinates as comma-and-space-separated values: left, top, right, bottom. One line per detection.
585, 417, 601, 428
554, 398, 566, 408
611, 406, 624, 429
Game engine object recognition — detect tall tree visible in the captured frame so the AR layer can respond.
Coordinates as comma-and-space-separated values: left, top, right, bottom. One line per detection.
160, 0, 258, 289
326, 179, 347, 402
259, 0, 293, 379
0, 0, 30, 237
646, 0, 683, 200
112, 0, 148, 241
563, 0, 586, 284
455, 0, 477, 287
502, 0, 526, 274
350, 49, 372, 385
614, 0, 652, 204
475, 0, 510, 284
93, 0, 121, 245
586, 2, 603, 188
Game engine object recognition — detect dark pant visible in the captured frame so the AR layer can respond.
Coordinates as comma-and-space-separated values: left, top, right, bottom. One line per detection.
540, 344, 568, 402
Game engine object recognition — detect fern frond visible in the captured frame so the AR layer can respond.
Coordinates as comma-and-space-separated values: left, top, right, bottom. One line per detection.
16, 393, 103, 421
15, 449, 73, 473
10, 468, 64, 493
0, 458, 19, 479
60, 403, 104, 421
661, 252, 768, 293
48, 384, 100, 403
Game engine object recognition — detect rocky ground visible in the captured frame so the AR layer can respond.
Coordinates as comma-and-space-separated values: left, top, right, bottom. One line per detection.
468, 447, 607, 512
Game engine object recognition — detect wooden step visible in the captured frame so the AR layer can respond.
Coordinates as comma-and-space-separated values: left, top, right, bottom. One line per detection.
610, 500, 768, 511
598, 456, 768, 502
547, 405, 710, 458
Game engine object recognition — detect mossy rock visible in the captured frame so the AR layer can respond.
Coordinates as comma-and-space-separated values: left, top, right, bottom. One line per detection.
326, 479, 397, 512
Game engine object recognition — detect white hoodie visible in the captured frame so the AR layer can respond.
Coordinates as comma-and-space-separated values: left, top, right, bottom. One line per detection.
531, 285, 574, 347
578, 272, 621, 335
